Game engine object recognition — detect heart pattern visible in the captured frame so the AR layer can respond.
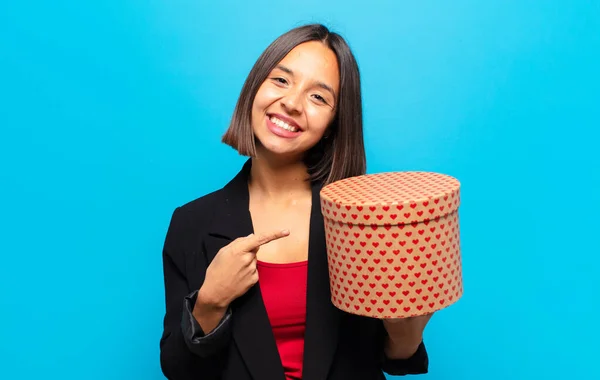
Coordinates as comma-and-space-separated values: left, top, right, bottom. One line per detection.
320, 171, 463, 319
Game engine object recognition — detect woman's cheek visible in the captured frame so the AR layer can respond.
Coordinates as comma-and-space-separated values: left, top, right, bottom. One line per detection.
306, 107, 333, 132
258, 87, 283, 104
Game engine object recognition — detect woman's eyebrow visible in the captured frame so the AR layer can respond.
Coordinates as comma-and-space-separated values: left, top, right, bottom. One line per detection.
275, 64, 337, 102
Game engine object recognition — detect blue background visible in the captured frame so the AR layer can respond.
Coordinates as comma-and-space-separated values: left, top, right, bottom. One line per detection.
1, 1, 599, 379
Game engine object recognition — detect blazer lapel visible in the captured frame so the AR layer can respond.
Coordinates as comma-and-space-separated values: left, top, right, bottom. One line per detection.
301, 182, 341, 380
203, 159, 285, 380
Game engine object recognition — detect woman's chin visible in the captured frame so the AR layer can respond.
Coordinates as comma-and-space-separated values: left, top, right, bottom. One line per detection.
256, 142, 304, 161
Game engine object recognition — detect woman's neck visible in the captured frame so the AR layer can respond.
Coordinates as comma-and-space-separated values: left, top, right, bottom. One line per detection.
248, 156, 312, 202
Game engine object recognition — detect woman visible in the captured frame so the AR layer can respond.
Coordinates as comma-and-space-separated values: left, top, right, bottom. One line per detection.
159, 24, 431, 380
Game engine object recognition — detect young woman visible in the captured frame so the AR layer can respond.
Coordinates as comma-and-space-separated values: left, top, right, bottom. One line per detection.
159, 23, 432, 380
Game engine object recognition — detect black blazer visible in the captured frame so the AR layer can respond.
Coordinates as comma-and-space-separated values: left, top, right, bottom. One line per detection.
159, 160, 428, 380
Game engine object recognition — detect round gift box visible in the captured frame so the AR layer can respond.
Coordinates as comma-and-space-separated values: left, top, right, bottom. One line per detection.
320, 171, 463, 319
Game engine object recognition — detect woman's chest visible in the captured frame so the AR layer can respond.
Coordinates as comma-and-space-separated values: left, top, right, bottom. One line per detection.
251, 202, 311, 263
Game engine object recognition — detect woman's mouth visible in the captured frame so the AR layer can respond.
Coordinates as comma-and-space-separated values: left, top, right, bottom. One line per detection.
269, 115, 299, 132
266, 115, 302, 138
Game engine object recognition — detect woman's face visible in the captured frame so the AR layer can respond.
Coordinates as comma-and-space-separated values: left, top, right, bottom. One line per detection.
251, 41, 340, 160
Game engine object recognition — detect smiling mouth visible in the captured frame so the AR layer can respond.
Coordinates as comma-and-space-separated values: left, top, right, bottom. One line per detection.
269, 115, 299, 132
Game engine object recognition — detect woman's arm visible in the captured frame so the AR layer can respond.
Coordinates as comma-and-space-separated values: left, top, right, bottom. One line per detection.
159, 207, 231, 380
379, 316, 431, 375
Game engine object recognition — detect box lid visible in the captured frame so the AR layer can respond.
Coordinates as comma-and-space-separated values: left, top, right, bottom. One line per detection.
320, 171, 461, 225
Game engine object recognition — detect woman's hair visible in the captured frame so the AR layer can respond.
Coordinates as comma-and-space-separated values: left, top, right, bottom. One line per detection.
221, 23, 366, 185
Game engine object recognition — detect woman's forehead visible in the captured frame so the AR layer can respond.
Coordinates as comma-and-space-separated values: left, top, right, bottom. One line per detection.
277, 41, 339, 89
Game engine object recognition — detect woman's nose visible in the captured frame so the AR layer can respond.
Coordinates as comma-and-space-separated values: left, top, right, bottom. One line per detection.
281, 91, 303, 114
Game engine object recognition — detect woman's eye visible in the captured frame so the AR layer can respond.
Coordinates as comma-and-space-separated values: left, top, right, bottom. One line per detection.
272, 77, 288, 85
312, 94, 327, 104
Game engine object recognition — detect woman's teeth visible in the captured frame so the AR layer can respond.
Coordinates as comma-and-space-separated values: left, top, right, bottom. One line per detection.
270, 116, 298, 132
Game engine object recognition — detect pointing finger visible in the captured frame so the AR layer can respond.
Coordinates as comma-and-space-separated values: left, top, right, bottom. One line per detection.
243, 230, 290, 252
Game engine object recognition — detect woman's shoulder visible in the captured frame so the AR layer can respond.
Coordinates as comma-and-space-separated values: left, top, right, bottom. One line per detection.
166, 161, 249, 242
161, 188, 225, 258
170, 188, 224, 228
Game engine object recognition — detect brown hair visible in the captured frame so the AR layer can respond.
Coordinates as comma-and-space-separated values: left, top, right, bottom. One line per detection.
222, 23, 366, 185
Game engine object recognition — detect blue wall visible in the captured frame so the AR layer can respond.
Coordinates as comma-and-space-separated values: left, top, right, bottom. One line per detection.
1, 1, 598, 379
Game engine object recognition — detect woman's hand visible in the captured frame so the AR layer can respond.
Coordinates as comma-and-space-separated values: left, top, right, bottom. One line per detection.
200, 230, 290, 308
382, 313, 434, 359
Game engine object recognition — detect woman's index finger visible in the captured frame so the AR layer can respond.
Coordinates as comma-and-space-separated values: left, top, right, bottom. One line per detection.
245, 230, 290, 251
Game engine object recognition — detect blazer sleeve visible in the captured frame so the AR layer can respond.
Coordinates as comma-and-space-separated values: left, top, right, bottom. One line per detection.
381, 341, 429, 376
378, 322, 429, 376
181, 289, 232, 355
159, 207, 232, 380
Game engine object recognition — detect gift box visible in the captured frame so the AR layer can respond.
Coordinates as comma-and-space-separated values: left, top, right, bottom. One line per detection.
320, 171, 463, 319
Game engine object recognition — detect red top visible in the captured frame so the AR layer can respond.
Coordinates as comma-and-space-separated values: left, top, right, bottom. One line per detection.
257, 260, 308, 380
